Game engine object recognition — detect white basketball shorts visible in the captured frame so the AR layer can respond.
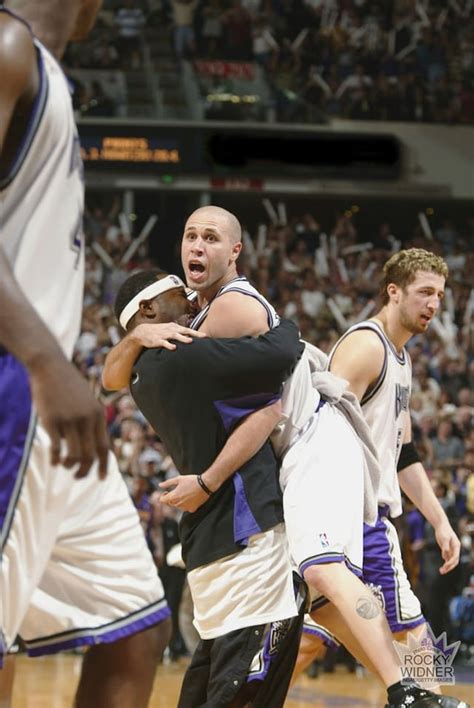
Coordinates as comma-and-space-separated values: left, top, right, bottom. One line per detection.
0, 353, 169, 663
281, 402, 364, 608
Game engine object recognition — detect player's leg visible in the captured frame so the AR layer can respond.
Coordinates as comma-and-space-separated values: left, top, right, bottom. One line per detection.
0, 354, 74, 707
290, 619, 331, 685
74, 621, 171, 708
285, 405, 400, 685
20, 451, 171, 707
363, 515, 444, 693
0, 656, 15, 708
284, 408, 468, 707
304, 561, 402, 687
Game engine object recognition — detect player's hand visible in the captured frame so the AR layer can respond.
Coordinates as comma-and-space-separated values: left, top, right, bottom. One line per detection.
159, 475, 209, 512
132, 323, 207, 351
30, 355, 109, 479
435, 521, 461, 574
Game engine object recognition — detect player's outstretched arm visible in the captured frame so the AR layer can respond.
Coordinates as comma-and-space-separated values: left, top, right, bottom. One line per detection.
101, 323, 207, 390
398, 418, 460, 575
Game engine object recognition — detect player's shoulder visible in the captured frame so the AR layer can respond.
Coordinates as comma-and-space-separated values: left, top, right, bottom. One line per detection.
331, 326, 385, 377
0, 11, 36, 88
205, 290, 269, 337
0, 10, 35, 57
338, 326, 386, 356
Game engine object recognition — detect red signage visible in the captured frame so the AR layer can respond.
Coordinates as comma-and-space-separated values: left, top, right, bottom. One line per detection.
193, 60, 256, 80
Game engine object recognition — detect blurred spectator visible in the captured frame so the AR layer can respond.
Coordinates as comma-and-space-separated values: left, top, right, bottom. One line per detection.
171, 0, 198, 60
199, 0, 224, 58
115, 0, 146, 68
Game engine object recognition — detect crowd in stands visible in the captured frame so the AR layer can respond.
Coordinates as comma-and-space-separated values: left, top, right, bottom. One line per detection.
74, 194, 474, 663
62, 0, 474, 124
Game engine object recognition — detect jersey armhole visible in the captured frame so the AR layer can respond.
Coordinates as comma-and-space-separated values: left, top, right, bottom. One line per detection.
0, 41, 48, 191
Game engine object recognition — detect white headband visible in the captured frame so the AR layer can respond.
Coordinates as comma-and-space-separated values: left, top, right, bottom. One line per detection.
119, 274, 186, 330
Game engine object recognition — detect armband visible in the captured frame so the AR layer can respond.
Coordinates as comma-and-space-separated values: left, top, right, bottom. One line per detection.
397, 442, 421, 472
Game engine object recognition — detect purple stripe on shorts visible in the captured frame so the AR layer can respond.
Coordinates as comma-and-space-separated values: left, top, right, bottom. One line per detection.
233, 472, 261, 546
24, 601, 171, 657
0, 353, 32, 537
247, 618, 292, 683
363, 508, 425, 633
214, 393, 280, 433
302, 623, 340, 649
299, 552, 347, 576
0, 630, 6, 668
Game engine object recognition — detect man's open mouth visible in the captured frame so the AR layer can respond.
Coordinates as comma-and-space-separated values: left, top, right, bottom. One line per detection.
189, 262, 205, 274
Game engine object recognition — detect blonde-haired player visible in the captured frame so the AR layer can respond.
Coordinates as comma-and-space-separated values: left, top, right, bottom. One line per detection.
295, 249, 463, 708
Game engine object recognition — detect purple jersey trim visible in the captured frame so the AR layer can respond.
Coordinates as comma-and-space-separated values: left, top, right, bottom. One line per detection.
214, 392, 280, 433
0, 353, 34, 550
23, 599, 171, 657
233, 472, 261, 546
0, 23, 49, 191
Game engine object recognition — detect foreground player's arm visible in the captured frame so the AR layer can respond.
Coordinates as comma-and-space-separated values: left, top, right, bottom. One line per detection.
328, 329, 385, 401
398, 417, 460, 575
0, 20, 108, 478
102, 323, 206, 390
0, 239, 110, 478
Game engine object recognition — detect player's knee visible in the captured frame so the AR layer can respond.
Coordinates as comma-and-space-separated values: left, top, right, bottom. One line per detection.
303, 563, 342, 596
299, 632, 324, 661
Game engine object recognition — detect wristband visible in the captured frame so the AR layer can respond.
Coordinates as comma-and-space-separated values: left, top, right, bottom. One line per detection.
197, 474, 214, 496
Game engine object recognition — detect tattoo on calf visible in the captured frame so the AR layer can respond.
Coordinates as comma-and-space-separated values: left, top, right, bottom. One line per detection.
356, 596, 380, 619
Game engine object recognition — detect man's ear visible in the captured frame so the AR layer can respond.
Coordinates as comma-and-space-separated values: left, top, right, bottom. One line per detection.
387, 283, 400, 304
139, 298, 160, 320
230, 241, 242, 263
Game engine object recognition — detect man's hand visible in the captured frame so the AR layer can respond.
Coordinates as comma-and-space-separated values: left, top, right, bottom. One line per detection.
102, 323, 207, 390
30, 355, 109, 479
131, 323, 207, 351
435, 521, 461, 575
159, 475, 209, 512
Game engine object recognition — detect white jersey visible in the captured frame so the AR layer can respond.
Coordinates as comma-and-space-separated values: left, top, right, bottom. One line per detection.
190, 277, 320, 462
190, 276, 280, 331
0, 24, 84, 359
330, 320, 412, 517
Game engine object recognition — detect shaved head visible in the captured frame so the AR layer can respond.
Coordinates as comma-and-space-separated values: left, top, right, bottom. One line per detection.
186, 206, 242, 244
181, 205, 243, 302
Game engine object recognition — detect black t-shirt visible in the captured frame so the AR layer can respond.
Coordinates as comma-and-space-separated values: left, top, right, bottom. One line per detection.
131, 320, 303, 571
